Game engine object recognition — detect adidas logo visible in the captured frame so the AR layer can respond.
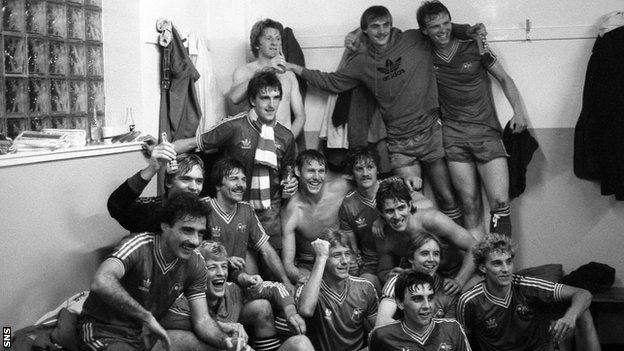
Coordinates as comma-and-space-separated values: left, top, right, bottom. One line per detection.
355, 217, 366, 228
241, 138, 251, 149
211, 226, 222, 237
139, 278, 151, 292
377, 57, 405, 81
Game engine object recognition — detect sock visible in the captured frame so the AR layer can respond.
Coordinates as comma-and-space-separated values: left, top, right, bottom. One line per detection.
490, 205, 511, 237
441, 207, 464, 227
253, 336, 281, 351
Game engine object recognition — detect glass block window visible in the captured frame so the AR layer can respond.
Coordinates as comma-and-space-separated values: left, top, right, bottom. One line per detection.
1, 0, 104, 139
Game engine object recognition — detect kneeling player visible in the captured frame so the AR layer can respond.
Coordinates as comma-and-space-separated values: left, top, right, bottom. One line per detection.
369, 269, 471, 350
160, 240, 312, 351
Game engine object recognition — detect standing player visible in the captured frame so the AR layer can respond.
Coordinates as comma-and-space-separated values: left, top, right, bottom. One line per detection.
282, 6, 483, 223
174, 71, 298, 254
369, 270, 471, 351
228, 19, 306, 140
205, 158, 293, 292
281, 150, 352, 284
78, 192, 246, 351
296, 229, 378, 351
417, 1, 530, 237
458, 233, 601, 351
160, 240, 313, 351
375, 178, 476, 290
376, 233, 458, 326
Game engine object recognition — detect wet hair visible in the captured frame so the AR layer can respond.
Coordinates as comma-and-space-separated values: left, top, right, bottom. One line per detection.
160, 192, 208, 227
210, 157, 246, 189
375, 177, 412, 212
249, 18, 284, 58
346, 146, 380, 178
319, 227, 352, 252
360, 5, 392, 31
472, 233, 515, 268
416, 1, 452, 30
164, 153, 204, 191
247, 71, 282, 106
405, 232, 442, 263
199, 240, 228, 262
394, 269, 436, 303
295, 149, 327, 171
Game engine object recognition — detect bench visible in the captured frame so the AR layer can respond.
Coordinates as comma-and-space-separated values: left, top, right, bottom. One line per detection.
590, 287, 624, 345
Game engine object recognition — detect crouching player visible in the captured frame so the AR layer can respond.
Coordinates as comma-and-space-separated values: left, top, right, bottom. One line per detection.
160, 240, 313, 351
369, 269, 471, 350
458, 233, 601, 351
296, 229, 378, 351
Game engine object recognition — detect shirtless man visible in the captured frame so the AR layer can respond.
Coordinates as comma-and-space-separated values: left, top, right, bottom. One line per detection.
281, 149, 352, 284
228, 19, 306, 139
375, 177, 476, 291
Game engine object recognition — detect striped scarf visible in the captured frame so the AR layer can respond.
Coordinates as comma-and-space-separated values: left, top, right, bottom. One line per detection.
250, 123, 278, 210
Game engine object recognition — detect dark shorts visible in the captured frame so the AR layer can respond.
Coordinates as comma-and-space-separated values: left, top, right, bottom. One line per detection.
387, 120, 445, 169
255, 198, 283, 250
444, 138, 509, 163
78, 319, 148, 351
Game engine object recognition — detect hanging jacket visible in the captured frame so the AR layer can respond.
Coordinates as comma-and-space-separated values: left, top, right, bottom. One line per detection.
159, 26, 202, 141
574, 26, 624, 199
503, 121, 539, 199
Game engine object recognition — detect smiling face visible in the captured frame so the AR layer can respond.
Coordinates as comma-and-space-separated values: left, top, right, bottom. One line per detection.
324, 244, 352, 282
250, 87, 281, 124
398, 283, 435, 330
161, 215, 206, 261
216, 167, 247, 204
380, 198, 411, 232
166, 165, 204, 196
205, 258, 229, 300
422, 12, 452, 48
480, 251, 514, 289
411, 239, 440, 276
364, 16, 392, 48
295, 159, 326, 195
352, 158, 378, 190
257, 27, 282, 59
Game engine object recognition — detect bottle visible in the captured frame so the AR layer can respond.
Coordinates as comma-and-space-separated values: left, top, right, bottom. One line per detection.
161, 132, 178, 173
125, 107, 135, 132
90, 108, 102, 144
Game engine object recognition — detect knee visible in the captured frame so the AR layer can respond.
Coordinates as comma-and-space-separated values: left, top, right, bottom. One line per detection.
281, 335, 314, 351
243, 299, 275, 331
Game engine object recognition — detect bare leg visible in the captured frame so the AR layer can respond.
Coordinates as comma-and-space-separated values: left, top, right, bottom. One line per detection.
423, 158, 461, 222
151, 330, 219, 351
278, 335, 314, 351
447, 160, 485, 239
239, 299, 276, 338
575, 309, 602, 351
476, 157, 512, 236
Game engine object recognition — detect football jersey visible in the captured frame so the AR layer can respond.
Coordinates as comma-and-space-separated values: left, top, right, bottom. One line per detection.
433, 38, 501, 142
296, 276, 379, 351
369, 319, 471, 351
81, 233, 207, 328
381, 273, 457, 319
204, 197, 270, 259
339, 190, 380, 266
457, 274, 564, 351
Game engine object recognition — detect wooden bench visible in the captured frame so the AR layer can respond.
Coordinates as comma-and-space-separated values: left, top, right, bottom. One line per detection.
590, 287, 624, 345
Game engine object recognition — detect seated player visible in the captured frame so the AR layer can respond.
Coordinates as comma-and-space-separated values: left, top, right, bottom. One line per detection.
375, 177, 476, 290
376, 233, 458, 326
369, 269, 471, 350
458, 233, 601, 351
78, 192, 246, 351
417, 1, 530, 237
108, 142, 205, 233
296, 229, 378, 351
205, 158, 293, 292
338, 147, 383, 291
160, 241, 313, 351
281, 149, 352, 284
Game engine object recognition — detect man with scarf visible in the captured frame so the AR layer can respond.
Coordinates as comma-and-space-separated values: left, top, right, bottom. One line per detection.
174, 71, 297, 260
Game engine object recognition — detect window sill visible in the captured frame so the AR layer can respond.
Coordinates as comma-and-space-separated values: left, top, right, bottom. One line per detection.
0, 141, 144, 169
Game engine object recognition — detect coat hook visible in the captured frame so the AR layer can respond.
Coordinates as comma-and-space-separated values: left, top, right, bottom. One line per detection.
525, 19, 532, 41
